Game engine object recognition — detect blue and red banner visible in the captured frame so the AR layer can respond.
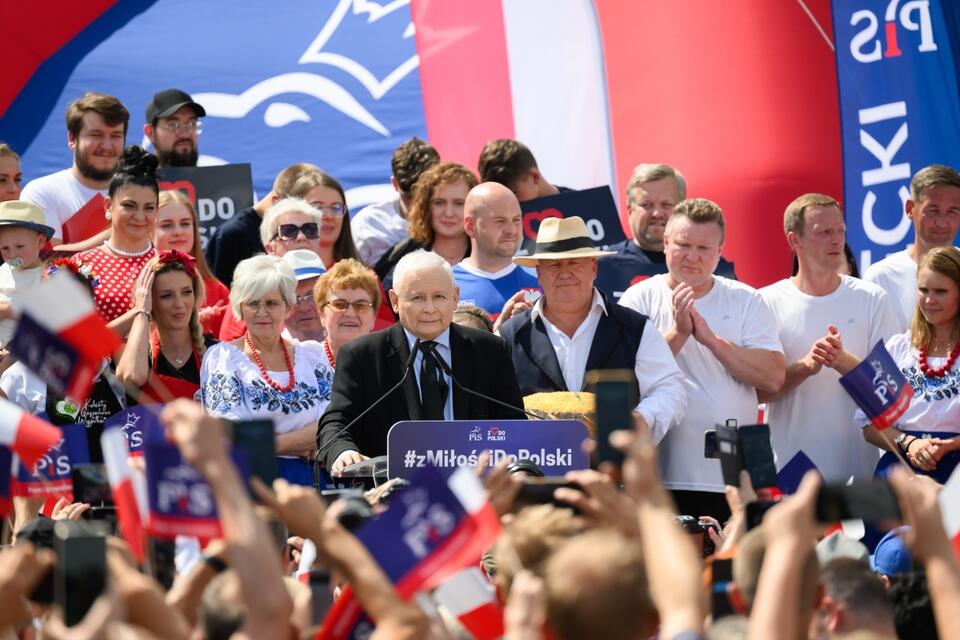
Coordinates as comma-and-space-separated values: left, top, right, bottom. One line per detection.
840, 340, 912, 430
832, 0, 960, 271
103, 404, 166, 456
13, 423, 90, 498
144, 440, 222, 541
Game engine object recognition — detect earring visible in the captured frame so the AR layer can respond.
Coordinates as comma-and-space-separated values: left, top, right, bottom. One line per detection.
105, 211, 112, 221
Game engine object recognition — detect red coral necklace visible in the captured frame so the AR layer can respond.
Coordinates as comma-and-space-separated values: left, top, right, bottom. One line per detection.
245, 332, 296, 392
918, 341, 960, 378
323, 339, 336, 368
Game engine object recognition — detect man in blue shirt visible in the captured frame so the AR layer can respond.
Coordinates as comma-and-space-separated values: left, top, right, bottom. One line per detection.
453, 182, 540, 317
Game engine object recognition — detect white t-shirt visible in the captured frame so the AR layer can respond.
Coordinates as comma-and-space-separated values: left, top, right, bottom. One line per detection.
863, 249, 917, 330
20, 169, 107, 241
760, 276, 900, 481
0, 264, 44, 347
351, 198, 407, 266
619, 275, 783, 492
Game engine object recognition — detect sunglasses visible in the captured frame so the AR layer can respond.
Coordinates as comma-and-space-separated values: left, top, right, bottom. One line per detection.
276, 222, 320, 241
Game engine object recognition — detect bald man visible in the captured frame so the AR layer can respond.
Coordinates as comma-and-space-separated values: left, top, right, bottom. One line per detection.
452, 182, 540, 316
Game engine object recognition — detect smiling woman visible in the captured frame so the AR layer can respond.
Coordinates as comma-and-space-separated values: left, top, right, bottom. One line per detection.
75, 145, 158, 323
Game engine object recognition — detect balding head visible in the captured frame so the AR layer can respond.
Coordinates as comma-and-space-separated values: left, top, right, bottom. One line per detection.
464, 182, 523, 263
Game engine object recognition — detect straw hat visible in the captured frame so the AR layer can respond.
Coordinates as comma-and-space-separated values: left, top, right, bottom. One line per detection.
513, 216, 614, 267
0, 200, 55, 239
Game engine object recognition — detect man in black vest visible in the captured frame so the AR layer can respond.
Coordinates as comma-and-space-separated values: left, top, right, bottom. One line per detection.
497, 217, 686, 440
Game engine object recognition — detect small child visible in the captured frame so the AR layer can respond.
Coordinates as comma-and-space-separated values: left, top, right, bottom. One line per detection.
0, 200, 55, 346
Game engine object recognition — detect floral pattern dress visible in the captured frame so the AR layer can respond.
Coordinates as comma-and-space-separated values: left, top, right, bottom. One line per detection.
199, 340, 334, 484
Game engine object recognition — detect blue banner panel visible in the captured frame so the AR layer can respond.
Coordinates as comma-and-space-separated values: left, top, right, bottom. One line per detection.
832, 0, 960, 270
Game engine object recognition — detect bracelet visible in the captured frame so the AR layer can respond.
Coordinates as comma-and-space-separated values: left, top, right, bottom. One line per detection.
904, 437, 920, 454
202, 554, 228, 574
135, 309, 152, 322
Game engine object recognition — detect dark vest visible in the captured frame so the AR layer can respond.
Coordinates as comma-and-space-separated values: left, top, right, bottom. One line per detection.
498, 293, 647, 400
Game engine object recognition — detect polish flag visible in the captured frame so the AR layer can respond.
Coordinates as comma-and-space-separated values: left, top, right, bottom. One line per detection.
13, 269, 121, 403
0, 399, 63, 470
939, 466, 960, 559
102, 427, 146, 563
433, 567, 504, 640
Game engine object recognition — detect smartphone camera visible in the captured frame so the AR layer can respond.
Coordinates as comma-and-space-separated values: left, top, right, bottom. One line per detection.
675, 515, 720, 557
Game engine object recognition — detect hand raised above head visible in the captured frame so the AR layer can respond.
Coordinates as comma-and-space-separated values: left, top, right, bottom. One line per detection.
160, 399, 230, 467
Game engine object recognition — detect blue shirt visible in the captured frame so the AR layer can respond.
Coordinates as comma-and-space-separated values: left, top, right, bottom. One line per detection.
452, 263, 541, 316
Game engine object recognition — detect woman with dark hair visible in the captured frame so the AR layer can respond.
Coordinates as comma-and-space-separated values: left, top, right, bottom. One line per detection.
116, 251, 214, 401
858, 246, 960, 481
76, 145, 158, 323
155, 190, 230, 334
286, 170, 361, 266
374, 162, 478, 290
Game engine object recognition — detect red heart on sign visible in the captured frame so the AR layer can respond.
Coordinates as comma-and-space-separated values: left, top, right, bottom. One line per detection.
522, 208, 564, 240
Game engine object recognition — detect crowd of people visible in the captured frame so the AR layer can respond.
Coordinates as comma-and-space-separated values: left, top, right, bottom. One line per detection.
0, 87, 958, 639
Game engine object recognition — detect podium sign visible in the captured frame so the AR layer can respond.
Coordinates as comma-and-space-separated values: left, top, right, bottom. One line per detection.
387, 419, 589, 479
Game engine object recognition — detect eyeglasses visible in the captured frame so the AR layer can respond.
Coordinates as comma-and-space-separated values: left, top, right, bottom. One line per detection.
276, 222, 320, 241
323, 299, 374, 314
242, 299, 286, 314
295, 293, 316, 307
308, 202, 347, 217
157, 121, 202, 135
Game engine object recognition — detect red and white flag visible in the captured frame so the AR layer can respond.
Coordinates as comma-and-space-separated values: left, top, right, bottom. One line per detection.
0, 399, 62, 470
433, 567, 504, 640
940, 466, 960, 559
102, 427, 146, 562
12, 269, 121, 404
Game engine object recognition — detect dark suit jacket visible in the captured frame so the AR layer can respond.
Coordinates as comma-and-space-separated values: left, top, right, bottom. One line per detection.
497, 291, 646, 399
318, 322, 525, 469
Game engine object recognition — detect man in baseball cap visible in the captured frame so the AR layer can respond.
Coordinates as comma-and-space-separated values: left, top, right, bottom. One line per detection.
498, 216, 686, 437
281, 249, 326, 343
143, 88, 207, 168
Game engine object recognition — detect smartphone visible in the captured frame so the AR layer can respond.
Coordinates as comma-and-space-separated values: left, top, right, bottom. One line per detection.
586, 369, 637, 466
815, 481, 902, 523
229, 419, 278, 488
514, 478, 581, 511
71, 464, 113, 505
704, 430, 718, 459
309, 570, 334, 625
745, 500, 778, 530
716, 424, 742, 486
54, 521, 106, 627
738, 425, 778, 489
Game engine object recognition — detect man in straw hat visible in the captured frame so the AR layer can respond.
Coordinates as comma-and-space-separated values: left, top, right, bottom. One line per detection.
619, 198, 785, 522
497, 216, 686, 439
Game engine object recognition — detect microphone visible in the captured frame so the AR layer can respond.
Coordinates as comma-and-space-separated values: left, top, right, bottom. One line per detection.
426, 348, 542, 421
316, 339, 420, 464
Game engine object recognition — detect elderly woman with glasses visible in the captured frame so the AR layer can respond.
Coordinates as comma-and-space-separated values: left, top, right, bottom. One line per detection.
200, 254, 334, 485
313, 259, 381, 367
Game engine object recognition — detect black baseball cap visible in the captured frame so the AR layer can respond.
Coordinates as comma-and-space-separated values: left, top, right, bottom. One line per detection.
145, 88, 206, 123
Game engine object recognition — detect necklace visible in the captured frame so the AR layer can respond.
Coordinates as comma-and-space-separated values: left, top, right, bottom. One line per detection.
323, 339, 336, 368
245, 332, 296, 392
152, 330, 193, 368
103, 240, 153, 258
918, 340, 960, 378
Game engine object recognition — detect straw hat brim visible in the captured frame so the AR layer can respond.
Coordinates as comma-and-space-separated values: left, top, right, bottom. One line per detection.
0, 220, 55, 240
513, 246, 615, 267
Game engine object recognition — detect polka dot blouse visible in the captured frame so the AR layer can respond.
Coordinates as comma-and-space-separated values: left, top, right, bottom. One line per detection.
76, 246, 157, 322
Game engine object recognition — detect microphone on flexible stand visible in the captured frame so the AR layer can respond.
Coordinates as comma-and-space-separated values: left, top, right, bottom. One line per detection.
426, 348, 542, 420
315, 338, 421, 467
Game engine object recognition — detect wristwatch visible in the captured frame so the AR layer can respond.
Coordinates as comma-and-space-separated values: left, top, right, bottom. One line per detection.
894, 432, 911, 452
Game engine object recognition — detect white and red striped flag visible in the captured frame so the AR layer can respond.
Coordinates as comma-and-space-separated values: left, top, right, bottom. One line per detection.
0, 398, 62, 470
101, 426, 146, 563
433, 567, 504, 640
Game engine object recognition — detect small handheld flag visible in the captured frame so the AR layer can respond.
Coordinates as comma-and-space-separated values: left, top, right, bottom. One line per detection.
839, 341, 912, 431
0, 399, 64, 470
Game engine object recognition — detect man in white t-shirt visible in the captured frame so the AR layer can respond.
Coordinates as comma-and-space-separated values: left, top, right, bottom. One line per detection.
453, 183, 539, 316
863, 164, 960, 329
352, 137, 439, 266
20, 92, 129, 252
619, 198, 785, 521
759, 194, 900, 483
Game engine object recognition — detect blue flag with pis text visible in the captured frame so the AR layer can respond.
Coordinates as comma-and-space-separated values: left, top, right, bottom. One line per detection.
839, 341, 912, 430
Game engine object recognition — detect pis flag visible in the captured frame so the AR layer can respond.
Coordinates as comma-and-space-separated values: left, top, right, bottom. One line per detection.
0, 399, 64, 471
10, 270, 121, 404
13, 423, 90, 499
832, 0, 960, 271
433, 567, 505, 640
144, 440, 223, 541
103, 404, 166, 457
839, 340, 912, 430
318, 465, 500, 640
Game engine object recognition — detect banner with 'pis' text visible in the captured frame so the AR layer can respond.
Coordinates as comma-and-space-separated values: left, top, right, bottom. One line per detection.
832, 0, 960, 271
386, 419, 589, 479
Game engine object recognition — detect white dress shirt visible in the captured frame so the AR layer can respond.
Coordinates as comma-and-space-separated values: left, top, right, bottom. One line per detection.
404, 327, 454, 420
531, 289, 686, 443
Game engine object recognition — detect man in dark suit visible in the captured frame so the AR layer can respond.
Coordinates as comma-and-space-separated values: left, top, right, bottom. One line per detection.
497, 216, 686, 445
319, 250, 524, 475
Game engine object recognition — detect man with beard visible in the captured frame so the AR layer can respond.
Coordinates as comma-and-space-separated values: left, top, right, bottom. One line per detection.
20, 92, 129, 249
143, 88, 206, 168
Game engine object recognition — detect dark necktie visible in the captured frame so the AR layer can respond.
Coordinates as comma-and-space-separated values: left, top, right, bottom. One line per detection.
419, 340, 448, 420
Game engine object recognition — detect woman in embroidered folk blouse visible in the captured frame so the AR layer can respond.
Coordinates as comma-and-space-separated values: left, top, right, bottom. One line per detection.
199, 254, 333, 485
857, 246, 960, 482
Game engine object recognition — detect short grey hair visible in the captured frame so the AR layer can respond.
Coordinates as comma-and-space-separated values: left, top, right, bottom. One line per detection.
392, 250, 456, 293
259, 197, 323, 247
626, 163, 687, 206
229, 254, 297, 317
